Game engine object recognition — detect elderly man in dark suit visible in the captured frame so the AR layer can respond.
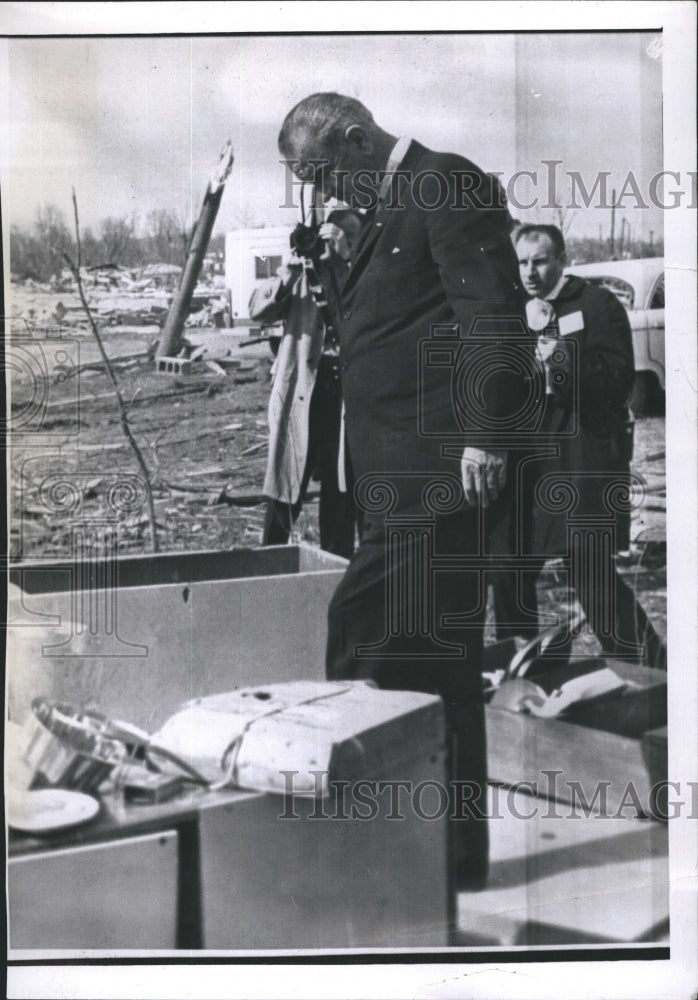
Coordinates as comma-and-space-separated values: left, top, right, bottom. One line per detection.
279, 93, 528, 890
491, 224, 666, 671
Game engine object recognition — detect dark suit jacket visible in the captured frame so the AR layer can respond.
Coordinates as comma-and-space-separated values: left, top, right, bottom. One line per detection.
490, 274, 636, 558
526, 274, 636, 555
337, 140, 527, 513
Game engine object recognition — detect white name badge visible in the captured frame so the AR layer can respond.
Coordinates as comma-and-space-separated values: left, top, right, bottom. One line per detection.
558, 311, 584, 336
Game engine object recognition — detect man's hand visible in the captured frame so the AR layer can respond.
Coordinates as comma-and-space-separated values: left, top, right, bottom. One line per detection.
319, 222, 351, 260
536, 335, 559, 363
275, 261, 303, 294
461, 448, 507, 508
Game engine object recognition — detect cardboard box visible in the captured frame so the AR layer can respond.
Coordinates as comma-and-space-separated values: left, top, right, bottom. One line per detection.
486, 660, 667, 817
197, 684, 450, 950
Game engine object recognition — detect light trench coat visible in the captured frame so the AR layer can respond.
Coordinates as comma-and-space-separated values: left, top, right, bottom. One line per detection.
249, 267, 329, 505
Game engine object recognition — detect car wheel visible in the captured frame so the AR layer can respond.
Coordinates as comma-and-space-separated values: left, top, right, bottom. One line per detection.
630, 371, 652, 415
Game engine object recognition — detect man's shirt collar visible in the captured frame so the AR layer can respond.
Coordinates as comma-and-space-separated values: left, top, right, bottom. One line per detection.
378, 136, 412, 203
544, 273, 568, 301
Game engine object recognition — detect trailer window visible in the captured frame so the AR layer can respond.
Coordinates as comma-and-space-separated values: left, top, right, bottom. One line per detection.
254, 255, 282, 280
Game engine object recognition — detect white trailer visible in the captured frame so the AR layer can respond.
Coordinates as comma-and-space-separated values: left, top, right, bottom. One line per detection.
224, 226, 293, 322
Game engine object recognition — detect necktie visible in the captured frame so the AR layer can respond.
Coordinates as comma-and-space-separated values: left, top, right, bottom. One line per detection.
352, 207, 378, 259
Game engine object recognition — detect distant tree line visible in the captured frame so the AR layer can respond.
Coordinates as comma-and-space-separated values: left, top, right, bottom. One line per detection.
10, 204, 226, 283
512, 208, 663, 265
12, 202, 663, 285
564, 235, 663, 266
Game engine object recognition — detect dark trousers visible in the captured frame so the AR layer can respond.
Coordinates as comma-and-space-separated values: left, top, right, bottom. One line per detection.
326, 510, 489, 890
263, 357, 358, 560
491, 553, 666, 671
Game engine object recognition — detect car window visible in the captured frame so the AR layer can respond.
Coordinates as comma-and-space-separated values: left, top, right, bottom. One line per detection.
583, 276, 635, 310
649, 274, 665, 310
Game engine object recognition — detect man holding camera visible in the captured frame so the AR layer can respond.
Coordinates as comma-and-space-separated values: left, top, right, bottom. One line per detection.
250, 205, 362, 559
278, 93, 527, 889
490, 224, 666, 671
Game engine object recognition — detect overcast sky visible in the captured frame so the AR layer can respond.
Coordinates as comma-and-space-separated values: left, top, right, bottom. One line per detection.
5, 32, 664, 241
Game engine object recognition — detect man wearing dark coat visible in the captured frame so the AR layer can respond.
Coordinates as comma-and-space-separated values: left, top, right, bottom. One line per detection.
278, 92, 529, 890
491, 224, 666, 671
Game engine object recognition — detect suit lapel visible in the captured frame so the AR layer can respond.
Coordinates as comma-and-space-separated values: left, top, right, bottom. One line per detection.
342, 140, 425, 298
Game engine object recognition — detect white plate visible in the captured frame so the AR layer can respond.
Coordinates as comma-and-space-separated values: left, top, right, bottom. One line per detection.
7, 789, 99, 834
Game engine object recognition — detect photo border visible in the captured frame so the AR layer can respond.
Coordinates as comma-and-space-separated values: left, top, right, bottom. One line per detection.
2, 3, 696, 998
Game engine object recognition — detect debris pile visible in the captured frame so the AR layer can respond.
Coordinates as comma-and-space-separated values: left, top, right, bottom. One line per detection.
10, 256, 228, 337
7, 273, 314, 561
7, 267, 666, 654
8, 349, 282, 560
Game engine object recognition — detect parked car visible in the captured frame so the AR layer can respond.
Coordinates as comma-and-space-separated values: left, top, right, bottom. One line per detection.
565, 257, 665, 413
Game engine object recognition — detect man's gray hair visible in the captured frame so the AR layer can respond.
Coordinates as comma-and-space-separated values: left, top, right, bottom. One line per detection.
278, 92, 375, 160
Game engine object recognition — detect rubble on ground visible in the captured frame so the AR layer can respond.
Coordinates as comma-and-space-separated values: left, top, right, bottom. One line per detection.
7, 274, 666, 651
7, 269, 283, 560
10, 257, 228, 336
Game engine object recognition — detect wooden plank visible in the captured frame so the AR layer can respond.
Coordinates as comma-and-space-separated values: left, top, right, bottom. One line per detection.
486, 706, 657, 816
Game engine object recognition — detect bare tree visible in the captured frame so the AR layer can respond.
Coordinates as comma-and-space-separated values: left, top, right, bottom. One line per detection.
553, 205, 577, 238
99, 215, 135, 264
145, 208, 188, 265
12, 204, 76, 281
61, 190, 160, 553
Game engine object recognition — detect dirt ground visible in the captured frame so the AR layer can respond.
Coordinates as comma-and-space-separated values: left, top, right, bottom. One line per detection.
8, 292, 667, 653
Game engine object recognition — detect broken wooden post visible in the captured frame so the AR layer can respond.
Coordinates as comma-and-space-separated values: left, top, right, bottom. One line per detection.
156, 142, 234, 359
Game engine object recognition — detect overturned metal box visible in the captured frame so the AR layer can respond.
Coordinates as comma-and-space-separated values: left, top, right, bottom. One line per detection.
7, 545, 346, 733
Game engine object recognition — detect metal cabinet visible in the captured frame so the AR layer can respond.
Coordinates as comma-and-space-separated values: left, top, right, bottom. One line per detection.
8, 830, 178, 951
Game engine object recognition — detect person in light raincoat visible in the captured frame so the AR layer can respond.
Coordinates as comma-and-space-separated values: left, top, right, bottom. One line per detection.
249, 207, 361, 558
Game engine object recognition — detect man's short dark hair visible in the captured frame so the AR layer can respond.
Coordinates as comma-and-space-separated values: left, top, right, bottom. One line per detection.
514, 224, 566, 257
278, 92, 375, 160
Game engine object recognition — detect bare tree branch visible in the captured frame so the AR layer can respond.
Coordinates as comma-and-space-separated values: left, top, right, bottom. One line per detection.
62, 188, 160, 553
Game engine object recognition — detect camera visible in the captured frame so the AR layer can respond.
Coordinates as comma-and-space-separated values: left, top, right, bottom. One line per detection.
289, 222, 326, 263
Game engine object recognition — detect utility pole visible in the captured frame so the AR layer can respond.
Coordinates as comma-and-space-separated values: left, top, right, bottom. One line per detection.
610, 189, 616, 259
620, 217, 630, 257
156, 142, 234, 359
